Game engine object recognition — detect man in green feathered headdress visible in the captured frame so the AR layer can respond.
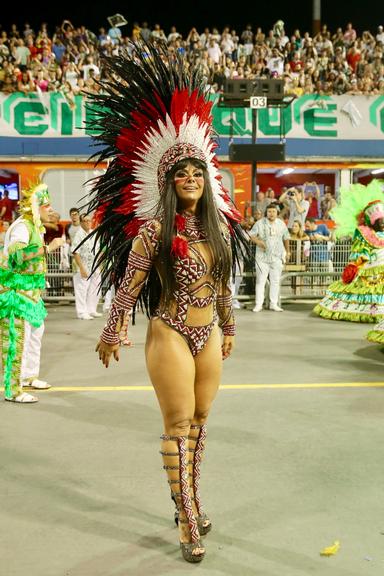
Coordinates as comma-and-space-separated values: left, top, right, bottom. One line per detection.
0, 182, 65, 403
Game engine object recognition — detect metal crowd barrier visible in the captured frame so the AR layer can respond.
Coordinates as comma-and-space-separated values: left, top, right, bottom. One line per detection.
43, 248, 75, 301
43, 239, 354, 304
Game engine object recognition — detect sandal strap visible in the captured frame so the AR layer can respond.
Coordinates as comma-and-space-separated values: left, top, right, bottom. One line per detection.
161, 434, 187, 441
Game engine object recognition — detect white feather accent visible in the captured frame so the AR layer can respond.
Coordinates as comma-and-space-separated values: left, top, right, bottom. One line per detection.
131, 113, 231, 218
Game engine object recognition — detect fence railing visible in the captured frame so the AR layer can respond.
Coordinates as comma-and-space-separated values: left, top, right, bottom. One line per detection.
237, 238, 352, 304
44, 248, 75, 301
43, 239, 353, 303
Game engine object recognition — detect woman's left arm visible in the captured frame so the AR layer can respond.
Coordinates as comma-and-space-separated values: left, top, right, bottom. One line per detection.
216, 282, 235, 360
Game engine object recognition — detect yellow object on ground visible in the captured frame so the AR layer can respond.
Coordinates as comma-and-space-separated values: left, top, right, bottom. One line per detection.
320, 540, 340, 556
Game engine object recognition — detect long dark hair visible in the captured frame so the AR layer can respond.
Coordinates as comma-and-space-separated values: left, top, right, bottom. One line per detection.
156, 158, 232, 308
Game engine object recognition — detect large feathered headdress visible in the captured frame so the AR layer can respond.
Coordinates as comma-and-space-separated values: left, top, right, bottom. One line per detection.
18, 181, 51, 232
330, 179, 384, 238
83, 39, 247, 293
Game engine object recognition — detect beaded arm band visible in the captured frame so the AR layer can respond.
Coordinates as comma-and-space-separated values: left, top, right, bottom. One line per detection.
216, 290, 236, 336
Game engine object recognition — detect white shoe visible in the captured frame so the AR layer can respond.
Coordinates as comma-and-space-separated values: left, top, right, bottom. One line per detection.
270, 305, 284, 312
5, 392, 39, 403
78, 314, 94, 320
23, 378, 51, 390
232, 300, 241, 309
90, 311, 102, 317
252, 306, 262, 312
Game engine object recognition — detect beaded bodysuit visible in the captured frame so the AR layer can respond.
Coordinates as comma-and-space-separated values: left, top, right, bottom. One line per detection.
101, 213, 235, 355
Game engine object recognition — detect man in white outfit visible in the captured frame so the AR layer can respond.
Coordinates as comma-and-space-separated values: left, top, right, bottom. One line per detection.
72, 214, 101, 320
249, 203, 290, 312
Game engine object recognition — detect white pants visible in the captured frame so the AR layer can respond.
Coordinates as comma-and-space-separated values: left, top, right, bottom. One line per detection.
231, 260, 243, 299
103, 285, 115, 311
21, 321, 44, 382
255, 260, 283, 308
73, 271, 101, 317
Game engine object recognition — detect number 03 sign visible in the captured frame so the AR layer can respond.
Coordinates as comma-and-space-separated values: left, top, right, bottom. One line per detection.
250, 96, 267, 109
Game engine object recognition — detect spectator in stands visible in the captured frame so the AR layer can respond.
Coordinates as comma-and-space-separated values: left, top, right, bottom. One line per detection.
52, 37, 66, 64
253, 208, 263, 222
72, 214, 102, 320
168, 26, 181, 44
289, 219, 309, 240
303, 181, 320, 219
65, 207, 81, 245
0, 220, 10, 247
151, 24, 167, 43
255, 191, 270, 213
305, 217, 332, 271
288, 220, 310, 264
17, 69, 35, 94
44, 211, 64, 243
13, 38, 30, 69
266, 47, 285, 76
344, 22, 357, 47
2, 19, 384, 99
210, 62, 225, 91
207, 37, 222, 64
64, 61, 81, 90
376, 25, 384, 44
107, 23, 122, 45
80, 55, 100, 81
43, 211, 65, 296
320, 187, 337, 218
250, 203, 290, 312
0, 189, 15, 223
139, 22, 151, 43
34, 69, 49, 92
279, 186, 310, 228
305, 217, 330, 240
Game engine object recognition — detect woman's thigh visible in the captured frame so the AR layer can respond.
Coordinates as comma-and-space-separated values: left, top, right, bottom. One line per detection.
193, 325, 222, 420
145, 318, 196, 430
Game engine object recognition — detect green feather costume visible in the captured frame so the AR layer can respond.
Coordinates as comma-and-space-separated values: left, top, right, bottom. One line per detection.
314, 180, 384, 323
0, 183, 49, 399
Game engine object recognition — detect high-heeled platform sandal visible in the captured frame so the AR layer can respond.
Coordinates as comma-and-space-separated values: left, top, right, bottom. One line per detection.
160, 434, 205, 563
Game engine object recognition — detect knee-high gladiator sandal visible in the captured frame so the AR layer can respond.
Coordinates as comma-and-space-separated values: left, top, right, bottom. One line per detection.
160, 434, 205, 563
171, 424, 212, 535
189, 424, 212, 535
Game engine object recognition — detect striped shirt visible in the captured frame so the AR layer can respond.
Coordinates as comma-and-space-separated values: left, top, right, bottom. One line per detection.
250, 217, 290, 264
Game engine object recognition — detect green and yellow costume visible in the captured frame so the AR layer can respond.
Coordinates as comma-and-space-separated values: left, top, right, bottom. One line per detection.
314, 180, 384, 323
0, 183, 49, 399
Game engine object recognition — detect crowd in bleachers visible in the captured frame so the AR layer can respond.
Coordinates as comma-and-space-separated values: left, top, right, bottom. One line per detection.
1, 18, 384, 99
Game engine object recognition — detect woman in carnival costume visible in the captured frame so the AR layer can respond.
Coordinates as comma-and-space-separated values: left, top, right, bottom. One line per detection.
0, 183, 64, 403
314, 179, 384, 322
84, 40, 249, 562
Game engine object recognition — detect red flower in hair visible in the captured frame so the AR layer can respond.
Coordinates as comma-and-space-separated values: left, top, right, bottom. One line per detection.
174, 213, 186, 232
171, 236, 189, 259
342, 263, 359, 284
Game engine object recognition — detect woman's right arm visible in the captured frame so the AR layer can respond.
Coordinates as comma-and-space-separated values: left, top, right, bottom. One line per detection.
99, 220, 161, 347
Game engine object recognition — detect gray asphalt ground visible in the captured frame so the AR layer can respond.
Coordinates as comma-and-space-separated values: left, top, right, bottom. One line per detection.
1, 302, 384, 576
